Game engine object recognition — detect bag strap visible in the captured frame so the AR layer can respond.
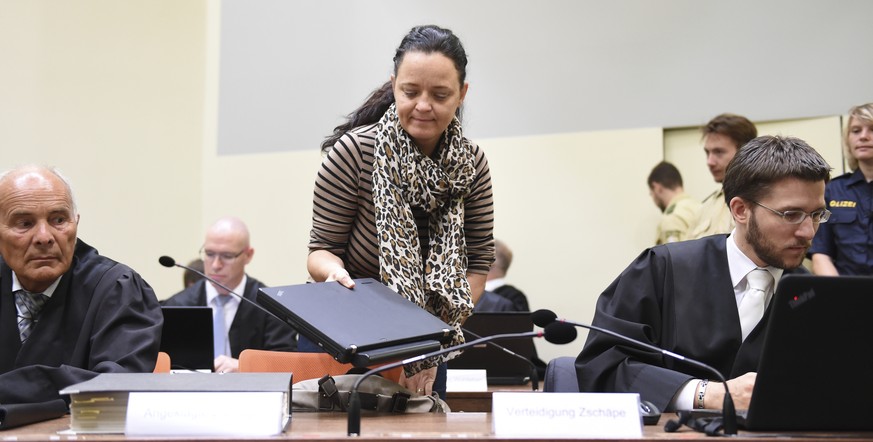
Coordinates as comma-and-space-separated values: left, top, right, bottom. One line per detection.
664, 410, 726, 436
317, 375, 345, 411
317, 375, 414, 413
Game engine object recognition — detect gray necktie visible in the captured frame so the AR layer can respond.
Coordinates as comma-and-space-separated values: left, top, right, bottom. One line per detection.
213, 295, 232, 358
738, 268, 773, 341
15, 290, 49, 342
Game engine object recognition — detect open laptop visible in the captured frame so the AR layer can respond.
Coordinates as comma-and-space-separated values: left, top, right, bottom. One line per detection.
257, 279, 454, 367
159, 306, 215, 372
736, 274, 873, 431
447, 312, 536, 385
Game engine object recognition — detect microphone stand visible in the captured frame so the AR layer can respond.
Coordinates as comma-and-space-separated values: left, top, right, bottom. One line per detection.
461, 328, 538, 391
571, 320, 737, 435
159, 256, 287, 323
348, 323, 576, 436
534, 310, 738, 436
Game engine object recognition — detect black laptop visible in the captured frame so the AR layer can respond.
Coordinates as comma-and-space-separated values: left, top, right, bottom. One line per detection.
737, 274, 873, 431
257, 279, 454, 367
159, 306, 214, 372
447, 312, 536, 385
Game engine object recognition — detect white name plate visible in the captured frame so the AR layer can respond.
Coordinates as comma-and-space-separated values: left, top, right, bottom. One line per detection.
492, 392, 642, 438
126, 392, 287, 436
446, 369, 488, 392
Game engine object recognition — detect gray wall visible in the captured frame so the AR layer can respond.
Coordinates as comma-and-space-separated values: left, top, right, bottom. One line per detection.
217, 0, 873, 155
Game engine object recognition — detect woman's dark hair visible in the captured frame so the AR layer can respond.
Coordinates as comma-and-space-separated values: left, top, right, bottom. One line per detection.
321, 25, 468, 153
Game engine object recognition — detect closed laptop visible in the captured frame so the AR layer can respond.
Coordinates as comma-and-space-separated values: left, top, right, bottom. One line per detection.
257, 279, 453, 366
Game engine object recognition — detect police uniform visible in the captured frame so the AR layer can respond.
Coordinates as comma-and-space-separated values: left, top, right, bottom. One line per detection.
809, 169, 873, 276
655, 192, 702, 245
688, 188, 734, 240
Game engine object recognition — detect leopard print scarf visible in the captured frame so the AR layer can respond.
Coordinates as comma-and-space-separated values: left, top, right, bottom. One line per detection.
372, 103, 476, 374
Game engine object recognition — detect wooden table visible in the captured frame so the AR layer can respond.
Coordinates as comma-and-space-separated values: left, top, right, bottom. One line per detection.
445, 383, 536, 412
6, 412, 873, 442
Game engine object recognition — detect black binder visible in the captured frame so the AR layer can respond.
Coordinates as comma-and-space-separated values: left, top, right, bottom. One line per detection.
0, 399, 67, 430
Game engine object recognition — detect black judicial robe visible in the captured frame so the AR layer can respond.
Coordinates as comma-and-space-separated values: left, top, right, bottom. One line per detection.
162, 277, 297, 358
0, 240, 163, 404
473, 290, 515, 312
575, 234, 807, 411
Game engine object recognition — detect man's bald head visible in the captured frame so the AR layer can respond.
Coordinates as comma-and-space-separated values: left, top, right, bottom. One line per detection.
201, 217, 254, 294
0, 165, 79, 292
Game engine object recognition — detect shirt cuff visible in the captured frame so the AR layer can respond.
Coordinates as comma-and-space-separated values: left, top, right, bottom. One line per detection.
670, 379, 701, 411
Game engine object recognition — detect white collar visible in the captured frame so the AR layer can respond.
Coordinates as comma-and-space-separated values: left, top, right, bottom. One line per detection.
726, 229, 783, 290
11, 272, 61, 298
485, 277, 505, 292
205, 274, 247, 306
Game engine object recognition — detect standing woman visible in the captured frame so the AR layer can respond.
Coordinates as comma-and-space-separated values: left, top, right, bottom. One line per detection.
810, 103, 873, 276
307, 25, 495, 398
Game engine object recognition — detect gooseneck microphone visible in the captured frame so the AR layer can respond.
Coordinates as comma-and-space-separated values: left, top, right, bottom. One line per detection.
531, 309, 738, 436
461, 327, 539, 391
347, 322, 577, 436
158, 255, 287, 325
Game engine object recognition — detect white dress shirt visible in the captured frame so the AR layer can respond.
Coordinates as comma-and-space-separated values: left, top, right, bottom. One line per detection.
672, 231, 783, 410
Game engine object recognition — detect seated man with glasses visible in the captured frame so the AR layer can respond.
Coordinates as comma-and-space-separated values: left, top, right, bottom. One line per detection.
576, 136, 831, 413
163, 217, 297, 372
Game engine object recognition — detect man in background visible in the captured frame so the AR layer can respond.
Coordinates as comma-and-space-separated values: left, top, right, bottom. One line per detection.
473, 290, 515, 312
163, 217, 296, 372
0, 165, 162, 403
183, 258, 204, 288
485, 239, 529, 312
648, 161, 701, 244
689, 113, 758, 239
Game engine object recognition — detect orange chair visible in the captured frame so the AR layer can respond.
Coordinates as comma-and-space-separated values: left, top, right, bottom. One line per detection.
153, 351, 171, 373
238, 349, 402, 383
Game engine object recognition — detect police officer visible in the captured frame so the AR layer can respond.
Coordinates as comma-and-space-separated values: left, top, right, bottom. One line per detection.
810, 103, 873, 276
647, 161, 701, 245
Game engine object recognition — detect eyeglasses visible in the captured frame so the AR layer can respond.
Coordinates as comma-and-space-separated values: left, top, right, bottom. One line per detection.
750, 200, 831, 224
200, 248, 246, 263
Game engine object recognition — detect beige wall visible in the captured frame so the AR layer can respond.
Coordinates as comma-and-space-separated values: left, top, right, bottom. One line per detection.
482, 128, 663, 359
198, 0, 322, 291
0, 1, 207, 299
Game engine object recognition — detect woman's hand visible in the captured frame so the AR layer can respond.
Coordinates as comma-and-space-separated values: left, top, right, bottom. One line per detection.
308, 250, 355, 288
326, 267, 356, 289
398, 366, 438, 396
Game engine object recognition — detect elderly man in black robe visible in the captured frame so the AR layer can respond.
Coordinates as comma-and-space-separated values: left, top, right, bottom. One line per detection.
0, 165, 162, 404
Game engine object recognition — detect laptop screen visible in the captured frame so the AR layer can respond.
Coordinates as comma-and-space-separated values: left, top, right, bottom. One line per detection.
743, 274, 873, 431
160, 306, 214, 372
447, 312, 536, 384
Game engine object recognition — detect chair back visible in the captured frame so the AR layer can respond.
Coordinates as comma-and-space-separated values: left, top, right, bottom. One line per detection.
238, 349, 402, 383
543, 356, 578, 392
154, 351, 171, 373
